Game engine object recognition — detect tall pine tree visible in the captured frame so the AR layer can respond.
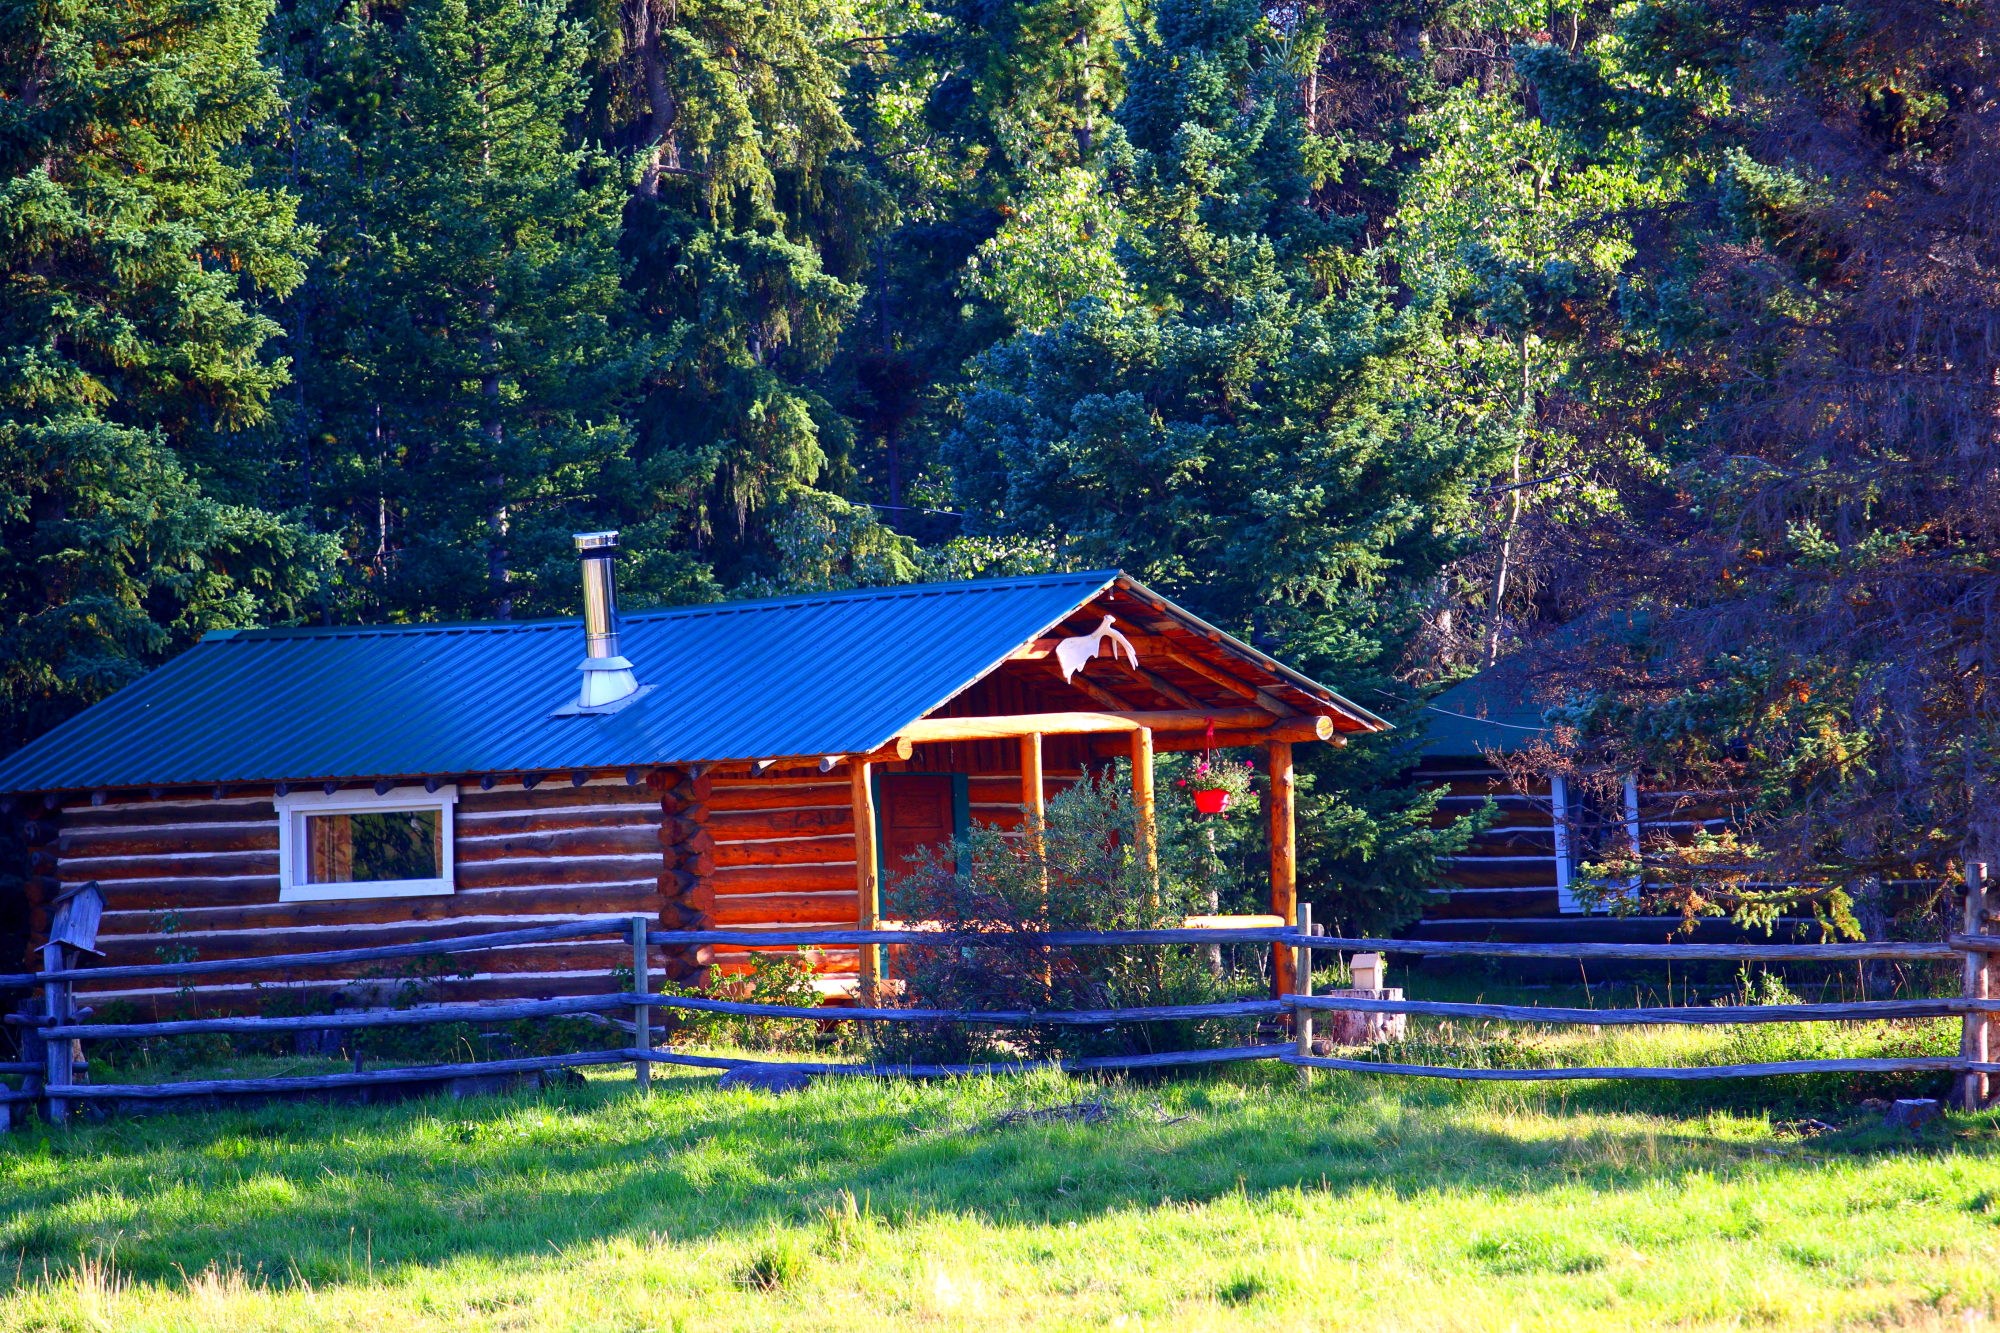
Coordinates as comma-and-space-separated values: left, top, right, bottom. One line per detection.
274, 0, 641, 622
602, 0, 867, 590
0, 0, 332, 747
949, 0, 1489, 930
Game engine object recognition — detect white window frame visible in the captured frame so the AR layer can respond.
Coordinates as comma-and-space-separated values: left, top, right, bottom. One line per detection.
277, 785, 458, 903
1552, 774, 1578, 913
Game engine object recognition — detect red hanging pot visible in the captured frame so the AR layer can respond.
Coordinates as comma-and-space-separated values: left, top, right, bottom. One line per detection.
1193, 787, 1230, 815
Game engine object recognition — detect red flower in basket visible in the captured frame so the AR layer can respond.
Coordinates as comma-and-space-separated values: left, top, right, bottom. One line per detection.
1189, 760, 1230, 815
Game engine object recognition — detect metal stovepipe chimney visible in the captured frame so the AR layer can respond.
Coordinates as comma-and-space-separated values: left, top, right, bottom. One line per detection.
573, 531, 639, 708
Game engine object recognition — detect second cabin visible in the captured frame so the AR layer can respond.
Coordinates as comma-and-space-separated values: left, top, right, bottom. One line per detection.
1, 537, 1387, 1012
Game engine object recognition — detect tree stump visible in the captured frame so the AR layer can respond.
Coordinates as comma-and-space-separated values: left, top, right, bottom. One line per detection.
1313, 989, 1406, 1048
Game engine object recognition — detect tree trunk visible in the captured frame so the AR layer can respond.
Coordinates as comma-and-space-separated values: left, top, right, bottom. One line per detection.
632, 0, 679, 198
1484, 330, 1532, 667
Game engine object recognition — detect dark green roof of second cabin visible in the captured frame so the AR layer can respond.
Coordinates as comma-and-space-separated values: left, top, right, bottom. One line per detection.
1420, 611, 1657, 757
1421, 669, 1554, 756
0, 570, 1386, 793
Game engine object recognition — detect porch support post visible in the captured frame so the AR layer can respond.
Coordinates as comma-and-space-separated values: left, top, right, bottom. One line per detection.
852, 761, 879, 1002
1019, 731, 1045, 826
1267, 739, 1296, 998
1129, 726, 1156, 876
1020, 731, 1045, 854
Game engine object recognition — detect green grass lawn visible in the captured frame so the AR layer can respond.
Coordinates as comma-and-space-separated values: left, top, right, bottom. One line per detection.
5, 1015, 2000, 1333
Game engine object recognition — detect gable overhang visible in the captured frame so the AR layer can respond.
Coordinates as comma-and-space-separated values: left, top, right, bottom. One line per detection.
857, 572, 1391, 758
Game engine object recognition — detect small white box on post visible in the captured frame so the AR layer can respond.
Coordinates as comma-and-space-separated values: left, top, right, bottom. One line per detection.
1351, 953, 1383, 992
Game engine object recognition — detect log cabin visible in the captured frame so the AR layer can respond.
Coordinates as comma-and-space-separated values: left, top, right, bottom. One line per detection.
1408, 653, 1853, 954
0, 534, 1387, 1014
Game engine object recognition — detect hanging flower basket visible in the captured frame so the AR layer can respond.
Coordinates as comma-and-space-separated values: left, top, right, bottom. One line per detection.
1192, 787, 1231, 815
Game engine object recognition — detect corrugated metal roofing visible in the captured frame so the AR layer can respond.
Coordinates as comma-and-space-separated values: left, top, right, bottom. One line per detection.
0, 569, 1387, 793
1421, 672, 1552, 755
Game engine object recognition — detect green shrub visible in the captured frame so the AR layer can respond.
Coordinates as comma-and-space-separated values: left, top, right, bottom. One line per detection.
871, 770, 1258, 1066
662, 949, 837, 1054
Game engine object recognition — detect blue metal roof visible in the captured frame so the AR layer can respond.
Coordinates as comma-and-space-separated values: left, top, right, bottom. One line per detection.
0, 571, 1131, 792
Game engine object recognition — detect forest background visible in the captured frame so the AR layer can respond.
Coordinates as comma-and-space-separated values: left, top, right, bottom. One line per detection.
2, 0, 1994, 938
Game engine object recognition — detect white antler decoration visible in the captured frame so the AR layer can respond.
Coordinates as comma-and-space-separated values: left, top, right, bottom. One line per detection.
1054, 614, 1139, 683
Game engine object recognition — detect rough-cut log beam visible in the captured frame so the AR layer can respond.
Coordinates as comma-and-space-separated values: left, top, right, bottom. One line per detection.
900, 708, 1273, 744
1124, 635, 1297, 717
1125, 663, 1202, 709
1067, 671, 1137, 711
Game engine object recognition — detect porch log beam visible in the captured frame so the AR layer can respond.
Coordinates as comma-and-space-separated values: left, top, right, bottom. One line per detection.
731, 740, 912, 777
852, 760, 879, 1002
1067, 671, 1139, 711
1125, 635, 1298, 717
1268, 739, 1297, 999
1148, 718, 1336, 749
899, 708, 1275, 745
1019, 733, 1045, 825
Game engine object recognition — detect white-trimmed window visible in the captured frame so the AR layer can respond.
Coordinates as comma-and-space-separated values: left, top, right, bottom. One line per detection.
277, 785, 458, 902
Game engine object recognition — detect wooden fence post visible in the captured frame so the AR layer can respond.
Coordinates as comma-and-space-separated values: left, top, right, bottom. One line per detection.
1962, 862, 1989, 1111
42, 941, 69, 1125
1295, 903, 1313, 1086
632, 915, 651, 1092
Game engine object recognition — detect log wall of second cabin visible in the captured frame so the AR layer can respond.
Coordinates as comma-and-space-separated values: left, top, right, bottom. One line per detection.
1409, 756, 1834, 949
52, 778, 665, 1012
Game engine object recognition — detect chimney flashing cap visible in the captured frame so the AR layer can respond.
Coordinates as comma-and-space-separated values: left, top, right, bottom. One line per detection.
573, 530, 620, 553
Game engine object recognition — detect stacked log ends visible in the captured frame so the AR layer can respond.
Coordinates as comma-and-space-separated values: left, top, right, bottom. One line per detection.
653, 767, 715, 985
18, 809, 61, 960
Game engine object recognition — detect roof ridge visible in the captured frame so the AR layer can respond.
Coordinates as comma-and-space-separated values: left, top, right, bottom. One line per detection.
207, 570, 1123, 643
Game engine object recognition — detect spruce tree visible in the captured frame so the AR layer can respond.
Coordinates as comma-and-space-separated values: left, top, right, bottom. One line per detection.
0, 0, 332, 747
281, 0, 641, 621
602, 0, 867, 589
949, 0, 1488, 930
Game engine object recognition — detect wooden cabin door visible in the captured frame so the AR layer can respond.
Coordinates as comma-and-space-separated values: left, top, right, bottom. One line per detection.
879, 774, 958, 881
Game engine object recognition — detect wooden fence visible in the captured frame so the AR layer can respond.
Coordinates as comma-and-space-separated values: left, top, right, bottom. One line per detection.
4, 870, 1997, 1125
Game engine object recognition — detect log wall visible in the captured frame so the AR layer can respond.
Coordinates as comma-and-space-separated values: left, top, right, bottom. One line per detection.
1407, 755, 1826, 950
52, 778, 666, 1012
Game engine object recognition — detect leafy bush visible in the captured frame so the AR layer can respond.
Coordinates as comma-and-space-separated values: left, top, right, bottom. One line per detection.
661, 950, 837, 1054
869, 770, 1258, 1066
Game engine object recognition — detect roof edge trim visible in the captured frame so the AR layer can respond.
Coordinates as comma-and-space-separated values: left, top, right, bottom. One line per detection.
1111, 576, 1393, 733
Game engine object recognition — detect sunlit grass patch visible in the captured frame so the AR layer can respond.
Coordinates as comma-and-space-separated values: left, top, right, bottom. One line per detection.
0, 1023, 1995, 1331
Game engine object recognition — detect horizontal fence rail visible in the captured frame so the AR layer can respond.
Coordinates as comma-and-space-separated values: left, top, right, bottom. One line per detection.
1281, 1054, 1977, 1082
0, 916, 638, 987
644, 996, 1288, 1025
5, 925, 1971, 990
7, 910, 1996, 1125
43, 994, 642, 1041
1289, 995, 1993, 1026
